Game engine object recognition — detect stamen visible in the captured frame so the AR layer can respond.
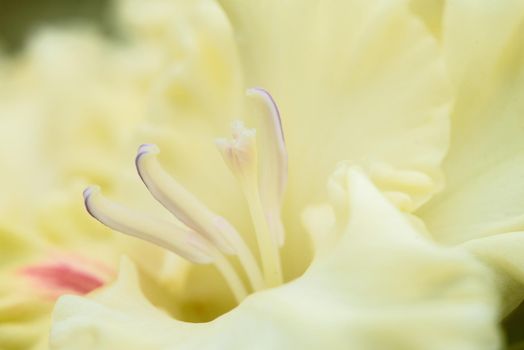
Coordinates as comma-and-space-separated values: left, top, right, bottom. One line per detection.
82, 87, 290, 302
216, 121, 283, 287
135, 144, 235, 254
247, 87, 287, 246
246, 87, 287, 199
135, 144, 265, 291
83, 186, 248, 302
83, 186, 214, 264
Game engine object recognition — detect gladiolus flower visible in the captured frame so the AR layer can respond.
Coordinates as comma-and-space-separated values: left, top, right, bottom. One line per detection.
1, 0, 523, 349
48, 1, 500, 348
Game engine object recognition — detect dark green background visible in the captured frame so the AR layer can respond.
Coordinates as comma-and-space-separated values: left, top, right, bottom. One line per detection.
0, 0, 112, 51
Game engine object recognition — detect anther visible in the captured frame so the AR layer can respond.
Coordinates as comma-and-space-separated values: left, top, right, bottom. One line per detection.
83, 185, 215, 264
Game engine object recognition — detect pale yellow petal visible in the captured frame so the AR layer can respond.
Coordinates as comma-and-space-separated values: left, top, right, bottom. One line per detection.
0, 27, 150, 231
419, 1, 524, 244
114, 0, 247, 246
0, 274, 53, 350
125, 0, 452, 285
218, 0, 451, 211
301, 204, 337, 258
106, 0, 253, 315
416, 0, 524, 316
51, 169, 499, 350
409, 0, 444, 38
460, 232, 524, 316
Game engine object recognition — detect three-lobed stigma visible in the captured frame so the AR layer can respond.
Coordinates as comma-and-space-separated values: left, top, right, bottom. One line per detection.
84, 88, 288, 302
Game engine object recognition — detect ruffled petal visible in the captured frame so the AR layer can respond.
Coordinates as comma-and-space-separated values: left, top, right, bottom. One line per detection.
416, 0, 524, 319
218, 0, 451, 212
409, 0, 444, 38
0, 227, 48, 349
419, 0, 524, 243
0, 27, 151, 231
115, 0, 248, 249
0, 290, 50, 350
50, 168, 499, 350
121, 0, 452, 286
460, 232, 524, 316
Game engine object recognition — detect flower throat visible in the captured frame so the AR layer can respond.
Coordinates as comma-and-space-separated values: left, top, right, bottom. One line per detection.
84, 88, 287, 303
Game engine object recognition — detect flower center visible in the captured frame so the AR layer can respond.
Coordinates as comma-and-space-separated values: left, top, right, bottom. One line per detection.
83, 88, 288, 303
